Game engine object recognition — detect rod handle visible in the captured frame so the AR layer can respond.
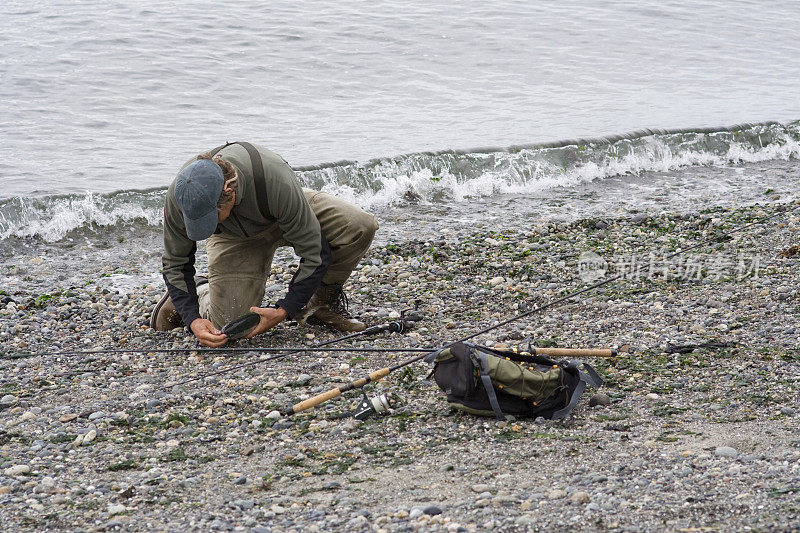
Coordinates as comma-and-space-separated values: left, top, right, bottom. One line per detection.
286, 388, 343, 416
532, 347, 618, 358
368, 367, 391, 381
284, 367, 392, 416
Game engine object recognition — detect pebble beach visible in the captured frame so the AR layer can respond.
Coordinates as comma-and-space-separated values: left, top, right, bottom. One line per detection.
1, 201, 799, 532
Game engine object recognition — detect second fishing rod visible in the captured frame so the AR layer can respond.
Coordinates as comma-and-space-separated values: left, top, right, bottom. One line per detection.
282, 201, 800, 416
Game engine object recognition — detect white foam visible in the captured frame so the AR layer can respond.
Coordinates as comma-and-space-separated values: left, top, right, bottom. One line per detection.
0, 192, 163, 242
322, 129, 800, 210
1, 125, 798, 241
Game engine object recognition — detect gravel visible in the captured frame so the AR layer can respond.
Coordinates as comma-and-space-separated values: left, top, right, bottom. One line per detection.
0, 202, 799, 531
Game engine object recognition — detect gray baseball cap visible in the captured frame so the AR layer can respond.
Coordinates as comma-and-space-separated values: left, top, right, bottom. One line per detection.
174, 159, 224, 241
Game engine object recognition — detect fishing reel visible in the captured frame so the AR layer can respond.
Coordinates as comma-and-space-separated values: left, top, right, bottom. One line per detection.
353, 392, 392, 420
363, 300, 423, 335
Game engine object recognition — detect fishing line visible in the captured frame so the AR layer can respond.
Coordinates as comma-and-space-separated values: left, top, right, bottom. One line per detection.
169, 314, 424, 386
0, 347, 436, 361
3, 313, 426, 361
454, 202, 800, 344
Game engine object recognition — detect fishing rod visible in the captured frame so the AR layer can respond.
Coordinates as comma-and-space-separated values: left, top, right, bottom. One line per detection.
6, 343, 620, 361
1, 309, 427, 361
0, 347, 437, 361
169, 309, 425, 386
284, 202, 800, 415
284, 347, 619, 415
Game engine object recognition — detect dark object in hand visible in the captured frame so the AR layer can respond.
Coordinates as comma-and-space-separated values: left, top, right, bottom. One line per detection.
222, 312, 260, 339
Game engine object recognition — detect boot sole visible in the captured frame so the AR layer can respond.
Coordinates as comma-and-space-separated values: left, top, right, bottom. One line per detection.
150, 292, 183, 331
150, 292, 170, 329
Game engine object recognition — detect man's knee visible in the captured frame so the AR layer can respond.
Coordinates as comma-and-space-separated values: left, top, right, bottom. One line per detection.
201, 277, 266, 328
351, 211, 379, 244
205, 299, 254, 329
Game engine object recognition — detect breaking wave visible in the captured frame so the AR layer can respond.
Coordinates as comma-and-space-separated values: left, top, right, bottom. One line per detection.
1, 121, 798, 242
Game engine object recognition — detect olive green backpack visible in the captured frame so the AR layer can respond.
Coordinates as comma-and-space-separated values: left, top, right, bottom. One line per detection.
430, 342, 602, 420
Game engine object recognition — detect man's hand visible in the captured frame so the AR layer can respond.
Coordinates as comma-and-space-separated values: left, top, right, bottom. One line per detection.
190, 318, 228, 347
246, 306, 288, 339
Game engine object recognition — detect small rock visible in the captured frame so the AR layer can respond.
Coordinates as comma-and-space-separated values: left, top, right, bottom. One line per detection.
570, 491, 591, 504
233, 498, 254, 510
548, 489, 567, 500
107, 503, 126, 515
489, 277, 505, 287
588, 393, 611, 407
4, 464, 31, 476
266, 410, 281, 420
715, 446, 738, 459
270, 504, 286, 514
17, 411, 35, 423
346, 516, 369, 529
233, 476, 247, 485
59, 413, 78, 423
423, 505, 442, 515
82, 429, 97, 444
645, 393, 660, 400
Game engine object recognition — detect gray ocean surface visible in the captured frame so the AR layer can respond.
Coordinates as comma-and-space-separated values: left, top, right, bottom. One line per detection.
1, 1, 799, 241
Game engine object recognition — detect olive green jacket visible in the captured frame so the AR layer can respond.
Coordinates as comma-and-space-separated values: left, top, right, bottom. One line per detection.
161, 143, 330, 325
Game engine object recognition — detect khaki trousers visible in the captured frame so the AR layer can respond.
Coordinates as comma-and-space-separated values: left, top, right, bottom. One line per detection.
197, 189, 378, 327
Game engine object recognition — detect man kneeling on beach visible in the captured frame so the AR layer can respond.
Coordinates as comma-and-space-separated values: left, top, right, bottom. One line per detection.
150, 142, 378, 347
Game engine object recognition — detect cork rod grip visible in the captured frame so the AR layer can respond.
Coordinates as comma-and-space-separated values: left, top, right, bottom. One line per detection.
369, 367, 391, 381
532, 347, 618, 358
287, 388, 342, 415
285, 367, 393, 416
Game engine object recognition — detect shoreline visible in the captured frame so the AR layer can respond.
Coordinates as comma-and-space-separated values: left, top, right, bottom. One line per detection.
1, 202, 799, 531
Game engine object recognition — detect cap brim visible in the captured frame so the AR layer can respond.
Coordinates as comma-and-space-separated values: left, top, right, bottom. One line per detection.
184, 208, 219, 241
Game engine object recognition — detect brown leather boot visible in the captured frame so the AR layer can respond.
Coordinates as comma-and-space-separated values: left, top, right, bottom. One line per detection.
302, 284, 366, 332
150, 291, 183, 331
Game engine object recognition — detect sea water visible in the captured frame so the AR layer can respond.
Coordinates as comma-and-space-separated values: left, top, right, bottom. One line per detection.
1, 0, 799, 242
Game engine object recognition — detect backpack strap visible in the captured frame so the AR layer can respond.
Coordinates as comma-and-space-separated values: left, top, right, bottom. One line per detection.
578, 362, 603, 388
551, 379, 585, 420
471, 346, 506, 421
206, 142, 271, 220
551, 361, 603, 420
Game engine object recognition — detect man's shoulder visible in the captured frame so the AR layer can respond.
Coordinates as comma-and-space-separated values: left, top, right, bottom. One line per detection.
215, 143, 293, 178
252, 144, 293, 171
